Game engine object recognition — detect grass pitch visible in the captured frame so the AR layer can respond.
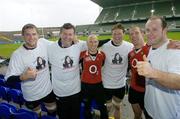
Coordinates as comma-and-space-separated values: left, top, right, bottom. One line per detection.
0, 32, 180, 58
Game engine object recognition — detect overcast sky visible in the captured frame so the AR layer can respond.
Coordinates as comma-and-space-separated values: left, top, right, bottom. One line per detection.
0, 0, 101, 31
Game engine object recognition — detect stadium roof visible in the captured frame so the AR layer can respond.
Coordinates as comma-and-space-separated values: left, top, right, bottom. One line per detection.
91, 0, 170, 8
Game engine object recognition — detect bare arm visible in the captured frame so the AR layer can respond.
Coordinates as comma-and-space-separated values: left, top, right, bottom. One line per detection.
167, 40, 180, 49
149, 68, 180, 90
137, 55, 180, 90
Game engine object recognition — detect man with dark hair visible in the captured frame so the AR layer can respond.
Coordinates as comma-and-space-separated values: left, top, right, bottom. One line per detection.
48, 23, 111, 119
128, 26, 150, 119
137, 16, 180, 119
48, 23, 87, 119
5, 23, 57, 117
101, 23, 133, 119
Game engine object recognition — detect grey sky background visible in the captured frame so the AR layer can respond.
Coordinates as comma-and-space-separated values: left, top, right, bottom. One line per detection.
0, 0, 100, 31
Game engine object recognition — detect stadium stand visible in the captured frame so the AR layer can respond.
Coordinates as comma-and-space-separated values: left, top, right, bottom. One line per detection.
1, 0, 179, 40
0, 86, 10, 102
95, 9, 108, 23
174, 0, 180, 16
11, 108, 39, 119
0, 102, 17, 119
75, 0, 180, 35
8, 89, 25, 108
0, 77, 6, 86
116, 5, 135, 21
134, 3, 152, 19
154, 1, 173, 17
76, 24, 90, 35
103, 7, 118, 22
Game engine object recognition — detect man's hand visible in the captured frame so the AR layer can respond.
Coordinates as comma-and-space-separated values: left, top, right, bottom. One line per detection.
136, 55, 155, 78
167, 40, 180, 49
20, 67, 37, 81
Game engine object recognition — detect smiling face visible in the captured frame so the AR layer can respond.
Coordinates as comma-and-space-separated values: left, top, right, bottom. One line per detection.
23, 28, 39, 48
60, 28, 75, 47
129, 27, 145, 49
87, 34, 99, 54
145, 17, 167, 48
111, 23, 125, 45
112, 28, 124, 45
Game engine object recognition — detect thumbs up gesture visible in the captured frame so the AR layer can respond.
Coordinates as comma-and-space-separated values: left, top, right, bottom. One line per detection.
167, 40, 180, 49
20, 67, 38, 81
136, 55, 154, 78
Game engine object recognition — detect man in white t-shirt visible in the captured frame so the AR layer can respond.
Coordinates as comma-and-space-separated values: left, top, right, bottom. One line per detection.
5, 24, 56, 117
101, 23, 133, 119
137, 16, 180, 119
48, 23, 87, 119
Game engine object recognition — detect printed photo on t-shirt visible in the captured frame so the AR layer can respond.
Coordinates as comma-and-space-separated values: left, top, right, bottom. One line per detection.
63, 56, 73, 68
112, 53, 122, 64
36, 57, 46, 70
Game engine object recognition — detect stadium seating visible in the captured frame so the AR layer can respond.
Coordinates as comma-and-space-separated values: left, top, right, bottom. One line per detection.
0, 74, 4, 79
134, 4, 152, 19
116, 6, 135, 21
11, 108, 39, 119
76, 0, 180, 35
76, 25, 92, 35
0, 77, 6, 86
8, 89, 25, 108
101, 25, 112, 33
95, 9, 109, 23
88, 24, 102, 33
80, 99, 101, 119
176, 20, 180, 25
0, 102, 17, 110
0, 86, 10, 102
0, 102, 17, 119
174, 1, 180, 16
104, 7, 119, 22
7, 81, 21, 90
154, 1, 173, 17
0, 74, 21, 90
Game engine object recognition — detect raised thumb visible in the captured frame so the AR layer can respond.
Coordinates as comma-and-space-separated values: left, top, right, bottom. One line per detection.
143, 55, 148, 62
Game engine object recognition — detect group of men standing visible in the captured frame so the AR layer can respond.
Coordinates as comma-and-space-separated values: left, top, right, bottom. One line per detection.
5, 16, 180, 119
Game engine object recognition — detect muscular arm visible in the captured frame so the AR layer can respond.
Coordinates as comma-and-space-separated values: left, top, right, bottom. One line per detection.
167, 40, 180, 49
149, 68, 180, 90
137, 55, 180, 90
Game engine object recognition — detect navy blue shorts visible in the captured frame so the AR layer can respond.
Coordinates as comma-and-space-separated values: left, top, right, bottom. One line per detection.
25, 91, 56, 110
128, 87, 145, 109
104, 86, 125, 101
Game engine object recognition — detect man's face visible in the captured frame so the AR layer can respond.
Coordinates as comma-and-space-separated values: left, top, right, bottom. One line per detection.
145, 19, 166, 46
23, 28, 39, 48
129, 27, 144, 47
60, 28, 75, 46
38, 58, 43, 64
87, 36, 99, 53
112, 29, 124, 44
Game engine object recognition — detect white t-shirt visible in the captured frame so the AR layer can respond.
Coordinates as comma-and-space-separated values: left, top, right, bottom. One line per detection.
145, 41, 180, 119
5, 38, 53, 101
48, 41, 86, 97
101, 40, 133, 89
